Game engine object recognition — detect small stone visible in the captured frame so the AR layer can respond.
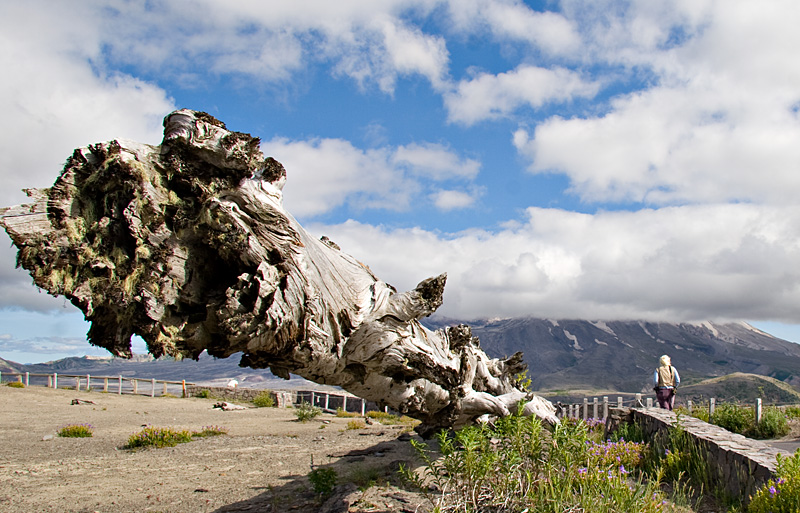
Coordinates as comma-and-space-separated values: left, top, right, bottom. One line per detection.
41, 434, 54, 441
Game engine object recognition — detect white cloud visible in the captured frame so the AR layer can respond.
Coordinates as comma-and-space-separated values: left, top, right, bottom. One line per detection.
263, 137, 482, 217
444, 0, 581, 55
311, 204, 800, 322
393, 142, 480, 180
514, 1, 800, 206
431, 190, 480, 211
445, 65, 600, 125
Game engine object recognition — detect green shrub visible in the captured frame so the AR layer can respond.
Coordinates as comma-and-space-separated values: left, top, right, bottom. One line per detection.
294, 402, 322, 422
749, 407, 790, 439
125, 426, 193, 449
335, 407, 359, 418
195, 389, 211, 399
6, 381, 25, 388
709, 403, 754, 434
365, 410, 418, 426
58, 423, 93, 438
252, 391, 275, 408
749, 450, 800, 512
346, 419, 366, 430
308, 467, 337, 496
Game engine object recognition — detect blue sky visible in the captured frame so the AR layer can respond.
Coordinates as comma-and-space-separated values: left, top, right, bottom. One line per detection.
2, 1, 800, 363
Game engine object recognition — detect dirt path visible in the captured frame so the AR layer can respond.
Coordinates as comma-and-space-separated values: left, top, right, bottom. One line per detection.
0, 386, 430, 513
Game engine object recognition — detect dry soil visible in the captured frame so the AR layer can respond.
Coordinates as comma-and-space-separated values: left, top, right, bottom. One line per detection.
0, 386, 431, 513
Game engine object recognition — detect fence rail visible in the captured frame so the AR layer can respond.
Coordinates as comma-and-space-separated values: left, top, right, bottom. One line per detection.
0, 371, 193, 398
556, 393, 800, 424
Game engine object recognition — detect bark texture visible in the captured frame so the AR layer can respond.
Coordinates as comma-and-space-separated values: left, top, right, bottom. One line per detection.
0, 110, 556, 433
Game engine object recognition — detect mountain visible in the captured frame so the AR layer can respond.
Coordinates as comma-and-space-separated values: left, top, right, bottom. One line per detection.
679, 372, 800, 404
9, 318, 800, 400
424, 318, 800, 395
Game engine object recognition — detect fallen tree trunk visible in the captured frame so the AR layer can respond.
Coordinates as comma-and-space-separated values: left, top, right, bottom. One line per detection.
1, 109, 556, 434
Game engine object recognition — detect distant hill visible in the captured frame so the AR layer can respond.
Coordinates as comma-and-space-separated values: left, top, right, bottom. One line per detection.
17, 353, 334, 391
7, 317, 800, 401
424, 317, 800, 395
678, 372, 800, 405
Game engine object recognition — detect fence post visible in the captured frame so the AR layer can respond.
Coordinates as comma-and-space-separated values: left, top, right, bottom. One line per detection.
118, 375, 123, 395
582, 398, 588, 420
361, 398, 366, 416
756, 398, 762, 423
617, 397, 623, 409
87, 374, 91, 391
182, 380, 186, 398
133, 379, 138, 395
54, 373, 58, 389
635, 393, 642, 407
646, 397, 653, 408
75, 376, 80, 391
603, 396, 608, 419
48, 375, 52, 387
163, 382, 168, 396
325, 393, 330, 411
151, 378, 156, 398
709, 398, 715, 416
592, 397, 598, 419
25, 372, 29, 387
104, 378, 109, 392
687, 400, 692, 412
343, 395, 347, 412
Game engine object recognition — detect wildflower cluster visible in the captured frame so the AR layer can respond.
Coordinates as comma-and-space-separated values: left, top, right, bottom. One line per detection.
125, 426, 193, 449
749, 450, 800, 513
403, 412, 674, 512
585, 439, 646, 471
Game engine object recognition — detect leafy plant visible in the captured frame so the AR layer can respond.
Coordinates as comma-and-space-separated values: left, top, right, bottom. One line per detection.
195, 389, 211, 399
709, 403, 753, 435
401, 410, 669, 512
308, 467, 337, 496
125, 426, 193, 449
783, 406, 800, 420
294, 401, 322, 422
749, 407, 790, 439
346, 419, 366, 430
58, 423, 94, 438
366, 410, 418, 426
748, 449, 800, 512
252, 391, 275, 408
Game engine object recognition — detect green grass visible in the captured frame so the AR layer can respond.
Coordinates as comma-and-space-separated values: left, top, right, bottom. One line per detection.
335, 407, 360, 418
58, 423, 94, 438
346, 419, 366, 430
125, 425, 227, 449
6, 382, 25, 388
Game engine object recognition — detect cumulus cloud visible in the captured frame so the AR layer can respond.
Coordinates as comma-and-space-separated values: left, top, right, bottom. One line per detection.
262, 137, 482, 217
445, 66, 600, 125
515, 1, 800, 206
311, 204, 800, 322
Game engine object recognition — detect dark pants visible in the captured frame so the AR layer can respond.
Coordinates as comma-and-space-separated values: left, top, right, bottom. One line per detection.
656, 388, 675, 410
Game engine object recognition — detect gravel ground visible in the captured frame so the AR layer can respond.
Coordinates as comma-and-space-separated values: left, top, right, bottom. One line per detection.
0, 386, 430, 513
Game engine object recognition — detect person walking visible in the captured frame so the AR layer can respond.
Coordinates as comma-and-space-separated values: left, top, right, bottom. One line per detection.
653, 355, 680, 410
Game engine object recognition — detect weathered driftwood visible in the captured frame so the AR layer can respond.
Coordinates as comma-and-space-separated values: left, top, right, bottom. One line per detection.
0, 109, 556, 434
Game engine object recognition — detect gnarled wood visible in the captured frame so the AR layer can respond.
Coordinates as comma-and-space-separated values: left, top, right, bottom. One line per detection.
0, 109, 556, 433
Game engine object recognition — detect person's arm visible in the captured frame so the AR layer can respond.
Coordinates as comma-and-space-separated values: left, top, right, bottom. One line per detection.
653, 370, 659, 387
674, 368, 680, 387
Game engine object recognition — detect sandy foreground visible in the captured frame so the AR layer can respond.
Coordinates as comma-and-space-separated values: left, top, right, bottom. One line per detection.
0, 386, 431, 513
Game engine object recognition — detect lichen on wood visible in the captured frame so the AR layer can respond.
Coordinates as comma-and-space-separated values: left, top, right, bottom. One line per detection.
0, 109, 557, 433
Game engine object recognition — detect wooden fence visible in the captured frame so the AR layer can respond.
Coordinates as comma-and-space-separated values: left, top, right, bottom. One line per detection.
557, 393, 794, 424
0, 370, 193, 398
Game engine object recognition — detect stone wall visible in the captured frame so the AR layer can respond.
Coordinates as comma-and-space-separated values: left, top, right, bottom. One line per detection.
608, 407, 788, 502
185, 386, 293, 407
